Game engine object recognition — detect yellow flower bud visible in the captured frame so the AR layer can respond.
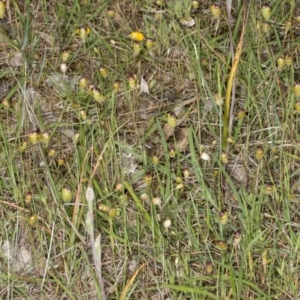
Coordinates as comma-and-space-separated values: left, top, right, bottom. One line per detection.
108, 208, 117, 219
221, 151, 228, 164
41, 132, 50, 146
169, 147, 176, 158
295, 101, 300, 113
127, 73, 136, 89
92, 87, 107, 103
112, 80, 121, 93
233, 230, 242, 246
276, 57, 285, 70
215, 240, 227, 251
285, 54, 293, 67
28, 214, 38, 226
25, 192, 32, 204
98, 204, 110, 212
293, 83, 300, 96
145, 38, 155, 50
167, 112, 177, 128
48, 149, 56, 157
210, 3, 221, 19
19, 141, 28, 153
99, 67, 108, 78
152, 155, 159, 165
78, 77, 88, 89
264, 183, 275, 195
192, 1, 200, 10
133, 41, 141, 56
255, 146, 264, 161
261, 22, 271, 34
261, 5, 271, 21
205, 261, 213, 274
144, 172, 152, 186
219, 209, 228, 225
107, 9, 115, 18
76, 26, 91, 41
61, 49, 70, 62
0, 1, 5, 19
61, 187, 73, 202
237, 109, 246, 119
28, 131, 40, 145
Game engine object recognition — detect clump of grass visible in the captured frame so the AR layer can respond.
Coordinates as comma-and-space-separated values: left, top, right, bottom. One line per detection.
1, 0, 300, 299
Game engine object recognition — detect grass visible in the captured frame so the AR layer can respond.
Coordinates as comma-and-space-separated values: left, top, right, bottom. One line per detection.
1, 0, 300, 299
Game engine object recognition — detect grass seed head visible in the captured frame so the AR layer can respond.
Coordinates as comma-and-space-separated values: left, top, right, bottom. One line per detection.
210, 3, 221, 19
261, 5, 271, 21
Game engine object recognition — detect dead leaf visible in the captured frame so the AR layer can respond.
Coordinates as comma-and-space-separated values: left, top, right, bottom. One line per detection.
140, 76, 149, 94
175, 127, 189, 152
163, 123, 175, 140
45, 74, 79, 97
229, 164, 248, 186
24, 87, 42, 108
36, 31, 59, 52
9, 52, 23, 67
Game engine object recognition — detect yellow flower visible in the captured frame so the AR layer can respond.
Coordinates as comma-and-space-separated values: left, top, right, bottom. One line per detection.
129, 31, 144, 42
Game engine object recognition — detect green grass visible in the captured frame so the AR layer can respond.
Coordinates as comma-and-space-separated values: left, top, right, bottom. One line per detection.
1, 0, 300, 299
